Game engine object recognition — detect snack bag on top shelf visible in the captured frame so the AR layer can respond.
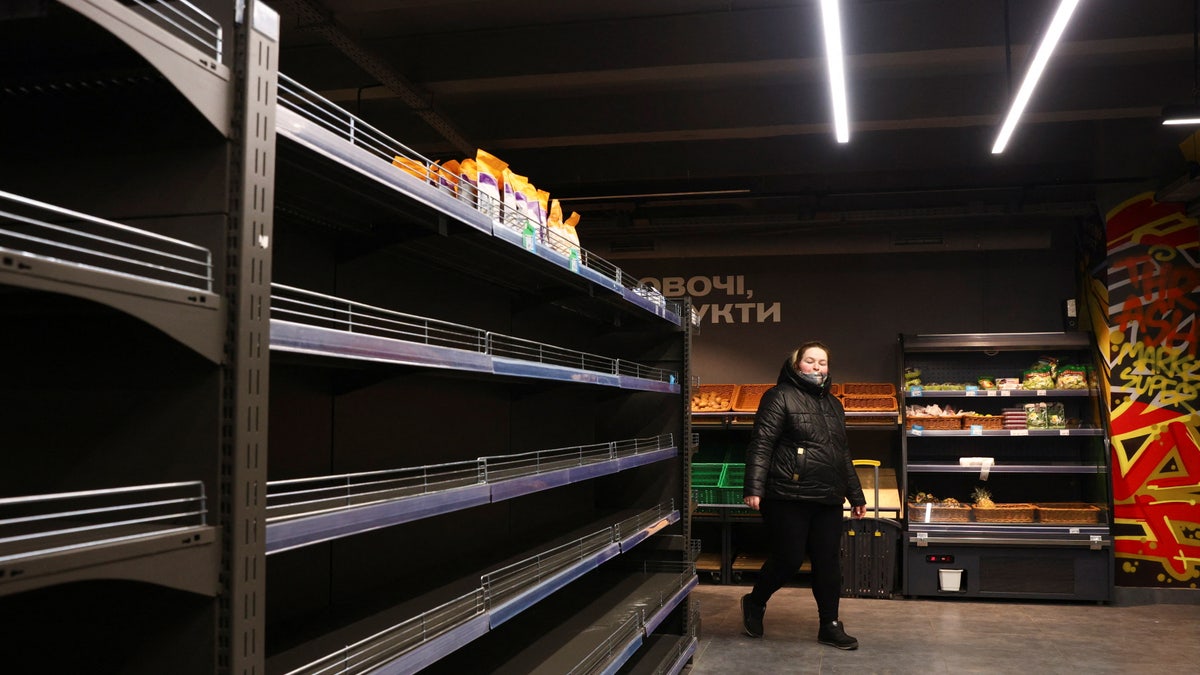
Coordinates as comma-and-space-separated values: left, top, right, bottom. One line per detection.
392, 155, 430, 183
518, 181, 540, 221
458, 158, 479, 205
519, 181, 546, 247
546, 198, 570, 255
437, 159, 461, 195
475, 149, 508, 221
563, 211, 581, 248
536, 189, 550, 227
501, 167, 528, 230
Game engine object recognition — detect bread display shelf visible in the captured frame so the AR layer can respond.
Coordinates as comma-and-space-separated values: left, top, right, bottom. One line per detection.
690, 384, 735, 412
730, 384, 773, 412
841, 382, 897, 397
842, 395, 898, 412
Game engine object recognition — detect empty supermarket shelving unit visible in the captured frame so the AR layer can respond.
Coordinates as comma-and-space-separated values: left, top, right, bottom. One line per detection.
0, 2, 699, 673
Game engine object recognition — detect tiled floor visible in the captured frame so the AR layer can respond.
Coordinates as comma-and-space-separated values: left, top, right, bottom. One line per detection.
685, 583, 1200, 674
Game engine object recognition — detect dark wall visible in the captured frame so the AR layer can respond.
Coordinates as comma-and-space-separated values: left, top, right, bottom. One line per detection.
614, 233, 1080, 385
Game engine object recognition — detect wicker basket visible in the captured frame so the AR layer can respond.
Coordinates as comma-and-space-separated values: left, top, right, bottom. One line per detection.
842, 382, 897, 397
842, 395, 898, 411
962, 414, 1004, 430
1035, 503, 1101, 523
691, 384, 736, 412
731, 384, 774, 412
907, 502, 972, 523
830, 382, 841, 397
905, 415, 961, 430
972, 503, 1036, 523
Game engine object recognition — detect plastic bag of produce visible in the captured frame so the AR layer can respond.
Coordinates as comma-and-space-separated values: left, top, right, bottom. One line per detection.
1046, 402, 1066, 428
1024, 402, 1049, 429
1056, 365, 1087, 389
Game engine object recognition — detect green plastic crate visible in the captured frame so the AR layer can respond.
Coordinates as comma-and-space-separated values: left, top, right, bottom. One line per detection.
692, 463, 724, 487
719, 463, 745, 489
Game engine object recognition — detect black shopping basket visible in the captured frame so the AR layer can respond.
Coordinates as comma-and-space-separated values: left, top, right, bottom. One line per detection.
840, 459, 902, 599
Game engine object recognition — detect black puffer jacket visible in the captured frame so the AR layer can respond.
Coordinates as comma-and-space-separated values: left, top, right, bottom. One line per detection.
743, 358, 866, 507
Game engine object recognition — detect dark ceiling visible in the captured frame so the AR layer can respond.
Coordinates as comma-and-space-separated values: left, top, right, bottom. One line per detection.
272, 0, 1199, 256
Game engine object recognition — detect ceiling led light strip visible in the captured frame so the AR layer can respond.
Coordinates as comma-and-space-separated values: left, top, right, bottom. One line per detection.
991, 0, 1082, 154
820, 0, 850, 143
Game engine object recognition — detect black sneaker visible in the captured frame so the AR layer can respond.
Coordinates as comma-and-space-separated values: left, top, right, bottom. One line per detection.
741, 594, 764, 638
817, 620, 859, 650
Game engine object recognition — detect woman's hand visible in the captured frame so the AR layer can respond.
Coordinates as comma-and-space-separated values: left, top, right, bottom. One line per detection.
851, 504, 867, 519
743, 496, 761, 511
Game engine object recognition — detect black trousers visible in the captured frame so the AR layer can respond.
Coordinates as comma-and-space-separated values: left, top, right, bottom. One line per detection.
748, 499, 843, 624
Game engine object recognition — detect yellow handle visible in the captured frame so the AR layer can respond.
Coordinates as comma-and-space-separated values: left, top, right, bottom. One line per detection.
853, 459, 881, 467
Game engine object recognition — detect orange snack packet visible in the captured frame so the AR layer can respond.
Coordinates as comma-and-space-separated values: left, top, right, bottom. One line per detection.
438, 159, 461, 193
392, 155, 429, 182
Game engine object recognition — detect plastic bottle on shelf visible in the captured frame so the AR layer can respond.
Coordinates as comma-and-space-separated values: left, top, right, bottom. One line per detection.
568, 247, 580, 272
522, 220, 536, 252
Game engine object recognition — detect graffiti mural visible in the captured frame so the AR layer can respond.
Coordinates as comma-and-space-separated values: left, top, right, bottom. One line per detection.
1097, 192, 1200, 587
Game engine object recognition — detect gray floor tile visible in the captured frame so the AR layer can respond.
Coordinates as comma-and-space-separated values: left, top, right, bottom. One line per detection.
684, 583, 1200, 674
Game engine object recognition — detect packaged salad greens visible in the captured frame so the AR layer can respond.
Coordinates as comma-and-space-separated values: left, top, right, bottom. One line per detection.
1024, 402, 1049, 429
1022, 366, 1055, 390
1056, 365, 1088, 389
1046, 402, 1066, 428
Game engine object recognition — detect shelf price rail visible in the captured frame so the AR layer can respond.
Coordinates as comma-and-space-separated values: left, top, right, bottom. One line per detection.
0, 189, 216, 294
269, 284, 680, 392
0, 481, 216, 596
0, 189, 223, 360
121, 0, 223, 63
279, 503, 688, 675
265, 434, 678, 553
274, 73, 686, 326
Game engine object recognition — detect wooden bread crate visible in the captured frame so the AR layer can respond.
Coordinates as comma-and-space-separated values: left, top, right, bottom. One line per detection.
731, 384, 773, 412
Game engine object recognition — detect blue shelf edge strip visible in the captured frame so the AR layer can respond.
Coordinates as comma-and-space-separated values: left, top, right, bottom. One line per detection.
644, 575, 699, 636
668, 637, 700, 675
373, 614, 490, 675
278, 508, 686, 673
271, 321, 679, 395
266, 448, 678, 553
600, 634, 646, 675
487, 542, 623, 629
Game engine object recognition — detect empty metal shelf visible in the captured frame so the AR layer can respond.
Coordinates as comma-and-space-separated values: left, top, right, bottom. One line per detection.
0, 481, 217, 597
269, 284, 679, 393
266, 435, 678, 553
0, 189, 223, 361
272, 504, 683, 675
